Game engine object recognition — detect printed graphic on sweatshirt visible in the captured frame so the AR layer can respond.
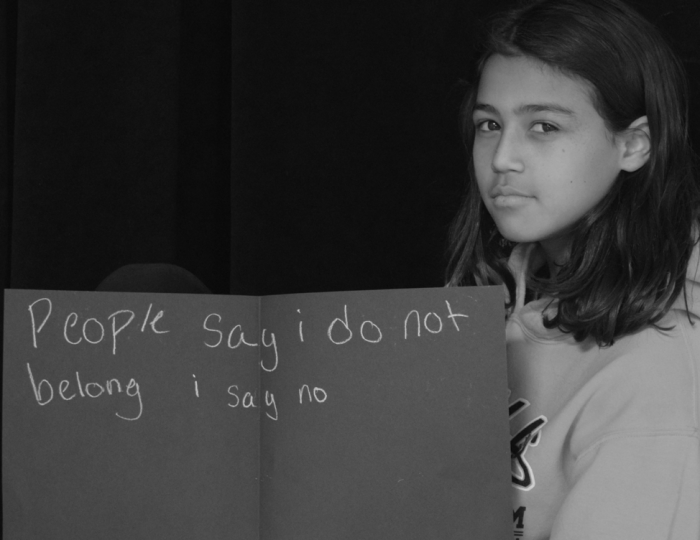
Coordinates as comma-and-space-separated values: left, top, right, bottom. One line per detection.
509, 397, 547, 491
513, 506, 526, 538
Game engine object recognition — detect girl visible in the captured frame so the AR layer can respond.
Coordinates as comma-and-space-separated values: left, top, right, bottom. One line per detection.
446, 0, 700, 538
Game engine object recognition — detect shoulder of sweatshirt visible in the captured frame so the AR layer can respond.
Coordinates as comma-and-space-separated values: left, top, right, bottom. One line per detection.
563, 313, 700, 459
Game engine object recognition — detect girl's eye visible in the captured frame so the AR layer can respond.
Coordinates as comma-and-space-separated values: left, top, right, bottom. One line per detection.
476, 120, 500, 132
532, 122, 558, 134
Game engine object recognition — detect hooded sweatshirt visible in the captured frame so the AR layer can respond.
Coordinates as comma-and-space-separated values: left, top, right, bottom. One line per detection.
506, 243, 700, 540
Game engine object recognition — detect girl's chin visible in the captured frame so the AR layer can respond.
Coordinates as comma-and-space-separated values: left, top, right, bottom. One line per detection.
493, 227, 535, 245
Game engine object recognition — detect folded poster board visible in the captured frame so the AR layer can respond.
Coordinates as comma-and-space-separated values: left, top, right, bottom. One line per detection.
3, 287, 510, 539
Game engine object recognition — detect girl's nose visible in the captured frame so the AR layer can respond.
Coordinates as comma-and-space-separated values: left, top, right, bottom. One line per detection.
491, 129, 524, 174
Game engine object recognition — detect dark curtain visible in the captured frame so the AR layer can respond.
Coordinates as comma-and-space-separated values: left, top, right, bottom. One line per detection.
3, 0, 231, 295
2, 0, 699, 297
1, 0, 16, 294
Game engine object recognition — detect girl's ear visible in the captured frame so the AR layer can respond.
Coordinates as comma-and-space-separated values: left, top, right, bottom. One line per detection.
618, 116, 651, 172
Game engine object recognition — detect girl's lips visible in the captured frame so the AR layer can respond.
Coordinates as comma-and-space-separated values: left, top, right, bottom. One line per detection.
489, 185, 534, 208
490, 185, 531, 198
492, 194, 532, 208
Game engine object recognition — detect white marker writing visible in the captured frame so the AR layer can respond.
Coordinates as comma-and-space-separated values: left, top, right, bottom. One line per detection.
360, 320, 382, 343
423, 312, 443, 334
26, 363, 143, 421
228, 324, 258, 349
107, 310, 136, 355
64, 312, 82, 345
203, 313, 223, 347
260, 329, 279, 372
328, 305, 352, 345
26, 363, 53, 405
299, 384, 328, 404
404, 310, 421, 339
140, 303, 168, 334
265, 391, 278, 421
445, 300, 469, 331
297, 309, 304, 342
28, 298, 52, 348
82, 318, 105, 344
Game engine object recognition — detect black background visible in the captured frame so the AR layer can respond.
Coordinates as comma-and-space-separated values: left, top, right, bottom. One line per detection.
2, 0, 699, 296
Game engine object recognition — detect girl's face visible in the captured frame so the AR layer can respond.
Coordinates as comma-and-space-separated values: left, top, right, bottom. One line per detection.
472, 54, 623, 264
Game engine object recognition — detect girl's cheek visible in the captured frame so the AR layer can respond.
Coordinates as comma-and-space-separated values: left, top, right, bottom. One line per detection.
475, 180, 491, 206
473, 142, 494, 173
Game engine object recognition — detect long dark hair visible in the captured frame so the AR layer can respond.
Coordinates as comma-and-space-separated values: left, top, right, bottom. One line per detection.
446, 0, 699, 345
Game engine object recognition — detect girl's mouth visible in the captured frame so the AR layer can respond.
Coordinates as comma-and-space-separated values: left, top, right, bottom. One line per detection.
492, 194, 532, 208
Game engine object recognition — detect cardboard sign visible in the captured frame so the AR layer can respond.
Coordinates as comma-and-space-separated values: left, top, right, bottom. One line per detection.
3, 287, 510, 539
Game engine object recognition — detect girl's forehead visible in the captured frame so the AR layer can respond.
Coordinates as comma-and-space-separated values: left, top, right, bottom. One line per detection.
476, 54, 598, 118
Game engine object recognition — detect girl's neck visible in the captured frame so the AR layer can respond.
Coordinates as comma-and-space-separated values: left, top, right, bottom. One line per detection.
538, 235, 572, 277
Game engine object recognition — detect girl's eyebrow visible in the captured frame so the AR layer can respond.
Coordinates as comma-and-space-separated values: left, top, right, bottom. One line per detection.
474, 102, 577, 117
